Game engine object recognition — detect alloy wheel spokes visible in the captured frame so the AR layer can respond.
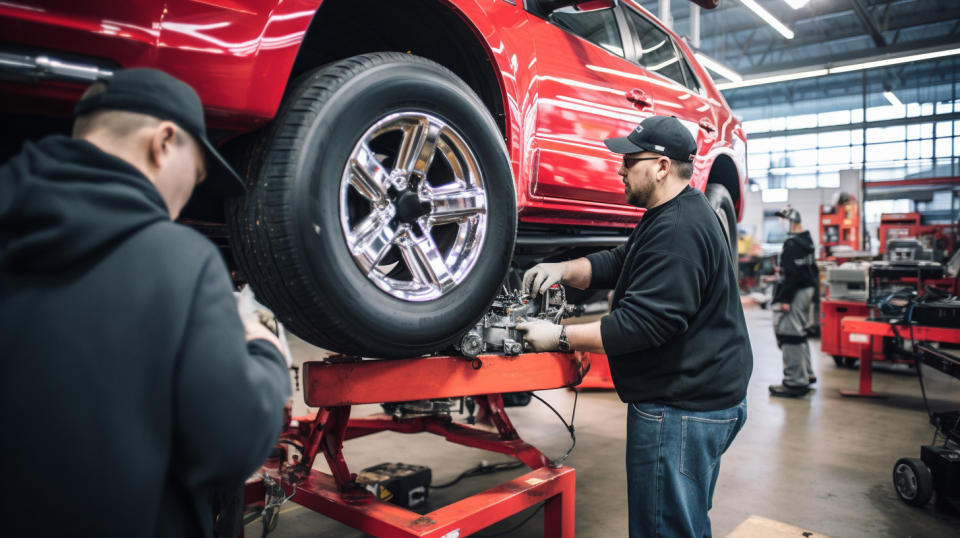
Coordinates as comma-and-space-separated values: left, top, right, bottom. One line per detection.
398, 228, 456, 293
339, 111, 488, 301
393, 116, 441, 185
424, 183, 487, 227
348, 143, 391, 203
349, 209, 397, 275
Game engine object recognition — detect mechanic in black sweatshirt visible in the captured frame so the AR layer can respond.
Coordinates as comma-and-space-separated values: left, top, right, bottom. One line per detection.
517, 116, 752, 538
0, 69, 291, 537
768, 207, 819, 397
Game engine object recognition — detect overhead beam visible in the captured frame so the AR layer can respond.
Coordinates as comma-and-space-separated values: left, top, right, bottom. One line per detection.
849, 0, 887, 47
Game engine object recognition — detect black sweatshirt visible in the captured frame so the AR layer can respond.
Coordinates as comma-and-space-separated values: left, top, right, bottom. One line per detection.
0, 136, 291, 537
772, 230, 818, 305
585, 186, 752, 411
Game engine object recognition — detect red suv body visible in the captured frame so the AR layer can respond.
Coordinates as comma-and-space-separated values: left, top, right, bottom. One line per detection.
0, 0, 747, 358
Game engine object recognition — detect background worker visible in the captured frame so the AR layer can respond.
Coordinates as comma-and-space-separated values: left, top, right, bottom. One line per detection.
768, 207, 819, 398
0, 69, 291, 537
517, 116, 752, 538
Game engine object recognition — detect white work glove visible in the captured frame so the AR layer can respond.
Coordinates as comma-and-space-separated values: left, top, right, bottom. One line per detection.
235, 285, 293, 367
522, 262, 566, 297
516, 319, 563, 352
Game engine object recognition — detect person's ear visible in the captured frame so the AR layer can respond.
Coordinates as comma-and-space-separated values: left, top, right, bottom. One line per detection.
657, 158, 670, 181
148, 122, 177, 170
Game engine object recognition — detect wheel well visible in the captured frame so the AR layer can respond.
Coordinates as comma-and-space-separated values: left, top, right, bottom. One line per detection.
707, 154, 741, 218
290, 0, 506, 137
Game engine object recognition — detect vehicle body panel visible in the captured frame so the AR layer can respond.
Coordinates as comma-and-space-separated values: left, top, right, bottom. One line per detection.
0, 0, 745, 227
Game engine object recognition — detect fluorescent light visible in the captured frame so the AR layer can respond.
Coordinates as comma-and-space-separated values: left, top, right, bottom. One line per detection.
783, 0, 809, 8
738, 0, 794, 39
716, 47, 960, 90
717, 68, 827, 90
695, 52, 743, 82
883, 90, 903, 107
829, 47, 960, 74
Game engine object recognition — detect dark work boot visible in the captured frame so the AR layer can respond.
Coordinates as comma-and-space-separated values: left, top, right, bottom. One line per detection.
769, 384, 810, 398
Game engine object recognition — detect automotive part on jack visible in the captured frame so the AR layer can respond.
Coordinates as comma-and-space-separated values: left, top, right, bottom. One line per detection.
454, 285, 580, 357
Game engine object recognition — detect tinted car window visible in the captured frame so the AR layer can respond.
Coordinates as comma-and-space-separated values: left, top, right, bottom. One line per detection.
622, 8, 686, 87
551, 8, 624, 57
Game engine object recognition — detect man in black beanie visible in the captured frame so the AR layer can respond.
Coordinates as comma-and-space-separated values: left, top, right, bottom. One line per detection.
769, 206, 818, 397
0, 69, 290, 537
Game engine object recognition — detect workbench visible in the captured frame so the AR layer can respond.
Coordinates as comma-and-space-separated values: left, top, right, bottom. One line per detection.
839, 316, 960, 397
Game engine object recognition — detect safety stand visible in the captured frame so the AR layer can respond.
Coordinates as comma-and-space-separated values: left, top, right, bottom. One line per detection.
244, 352, 589, 537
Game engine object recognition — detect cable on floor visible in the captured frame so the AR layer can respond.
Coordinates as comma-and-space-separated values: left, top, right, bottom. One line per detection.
429, 460, 526, 490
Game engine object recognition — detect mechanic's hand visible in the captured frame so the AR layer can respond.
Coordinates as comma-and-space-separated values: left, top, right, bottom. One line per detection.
516, 319, 563, 352
522, 262, 566, 297
235, 285, 292, 366
779, 303, 791, 312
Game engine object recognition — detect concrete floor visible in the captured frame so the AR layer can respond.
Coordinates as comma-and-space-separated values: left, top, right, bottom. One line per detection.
262, 304, 960, 537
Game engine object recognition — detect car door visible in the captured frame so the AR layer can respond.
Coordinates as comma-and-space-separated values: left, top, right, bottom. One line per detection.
525, 4, 652, 207
618, 2, 718, 178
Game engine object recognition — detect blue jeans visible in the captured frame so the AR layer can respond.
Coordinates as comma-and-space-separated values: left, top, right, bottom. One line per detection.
626, 400, 747, 538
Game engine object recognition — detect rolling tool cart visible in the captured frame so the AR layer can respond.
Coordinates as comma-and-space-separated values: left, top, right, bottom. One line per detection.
892, 343, 960, 513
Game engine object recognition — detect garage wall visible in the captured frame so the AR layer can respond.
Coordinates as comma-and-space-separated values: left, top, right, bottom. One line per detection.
740, 169, 862, 252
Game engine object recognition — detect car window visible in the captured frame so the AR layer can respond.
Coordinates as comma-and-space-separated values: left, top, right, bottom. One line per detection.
550, 8, 624, 57
621, 7, 687, 87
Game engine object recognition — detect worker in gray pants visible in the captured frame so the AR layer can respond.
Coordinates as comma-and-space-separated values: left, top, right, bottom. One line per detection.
769, 207, 819, 398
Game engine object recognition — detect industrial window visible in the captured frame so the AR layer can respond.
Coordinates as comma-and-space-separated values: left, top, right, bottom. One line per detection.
550, 8, 624, 57
744, 97, 960, 189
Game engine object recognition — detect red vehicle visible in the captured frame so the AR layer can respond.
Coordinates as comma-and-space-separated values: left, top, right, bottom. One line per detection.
0, 0, 746, 358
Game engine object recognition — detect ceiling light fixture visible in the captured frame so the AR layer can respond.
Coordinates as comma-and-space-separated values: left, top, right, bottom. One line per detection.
718, 68, 828, 89
738, 0, 795, 39
716, 46, 960, 90
694, 52, 743, 82
783, 0, 809, 9
829, 47, 960, 73
883, 90, 903, 107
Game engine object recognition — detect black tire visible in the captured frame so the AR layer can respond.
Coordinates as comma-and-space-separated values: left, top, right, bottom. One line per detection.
227, 53, 516, 358
705, 184, 737, 268
833, 355, 844, 367
893, 457, 934, 507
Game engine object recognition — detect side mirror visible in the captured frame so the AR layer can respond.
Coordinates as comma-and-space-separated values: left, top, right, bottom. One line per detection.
537, 0, 618, 16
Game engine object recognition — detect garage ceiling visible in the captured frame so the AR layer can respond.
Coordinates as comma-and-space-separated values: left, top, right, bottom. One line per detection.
637, 0, 960, 120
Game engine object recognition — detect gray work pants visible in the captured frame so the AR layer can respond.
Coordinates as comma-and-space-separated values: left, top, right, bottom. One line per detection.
774, 286, 815, 387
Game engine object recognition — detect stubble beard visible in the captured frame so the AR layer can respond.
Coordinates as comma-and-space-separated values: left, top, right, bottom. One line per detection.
626, 180, 655, 209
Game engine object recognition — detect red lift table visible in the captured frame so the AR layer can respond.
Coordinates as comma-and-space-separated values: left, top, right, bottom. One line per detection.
840, 316, 960, 397
244, 351, 590, 537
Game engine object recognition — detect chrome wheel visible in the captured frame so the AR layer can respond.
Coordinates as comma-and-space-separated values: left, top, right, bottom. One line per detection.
339, 112, 488, 301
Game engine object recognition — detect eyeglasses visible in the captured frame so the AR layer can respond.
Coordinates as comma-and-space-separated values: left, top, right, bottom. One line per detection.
622, 156, 662, 169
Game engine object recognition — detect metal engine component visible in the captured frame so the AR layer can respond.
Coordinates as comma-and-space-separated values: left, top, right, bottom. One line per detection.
454, 286, 581, 357
381, 398, 461, 419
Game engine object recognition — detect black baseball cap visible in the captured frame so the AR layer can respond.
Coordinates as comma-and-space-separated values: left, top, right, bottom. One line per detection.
604, 115, 697, 162
775, 207, 801, 224
74, 68, 245, 195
